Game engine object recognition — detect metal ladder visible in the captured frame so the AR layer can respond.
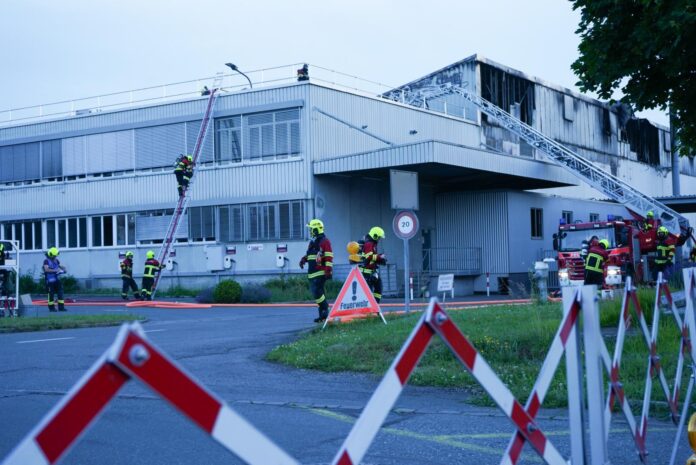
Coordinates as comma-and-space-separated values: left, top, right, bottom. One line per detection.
150, 74, 224, 298
384, 84, 689, 235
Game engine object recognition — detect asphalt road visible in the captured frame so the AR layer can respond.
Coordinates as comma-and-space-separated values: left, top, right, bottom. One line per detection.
0, 304, 691, 464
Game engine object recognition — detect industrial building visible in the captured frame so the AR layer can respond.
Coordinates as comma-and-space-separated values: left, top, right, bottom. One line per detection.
1, 54, 694, 295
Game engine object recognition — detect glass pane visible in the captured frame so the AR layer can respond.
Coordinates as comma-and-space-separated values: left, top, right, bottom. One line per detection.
116, 214, 126, 246
247, 127, 260, 160
3, 224, 11, 241
290, 122, 300, 154
68, 218, 78, 248
127, 214, 135, 245
92, 217, 102, 247
34, 221, 42, 250
47, 220, 56, 248
23, 222, 32, 250
219, 206, 229, 242
292, 201, 303, 239
58, 220, 66, 248
79, 218, 87, 247
276, 124, 288, 157
233, 206, 243, 241
275, 108, 300, 122
103, 216, 114, 246
261, 125, 274, 158
248, 206, 259, 240
265, 204, 276, 239
279, 202, 290, 239
247, 113, 273, 126
204, 206, 215, 240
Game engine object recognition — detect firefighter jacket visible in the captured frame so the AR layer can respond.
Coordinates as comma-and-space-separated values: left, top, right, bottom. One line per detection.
301, 234, 333, 279
120, 258, 134, 278
360, 237, 386, 275
655, 238, 675, 265
174, 158, 193, 175
585, 244, 609, 274
143, 259, 164, 278
0, 245, 5, 266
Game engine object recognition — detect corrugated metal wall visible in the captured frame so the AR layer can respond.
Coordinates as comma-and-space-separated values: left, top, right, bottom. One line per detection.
435, 191, 509, 276
0, 160, 308, 220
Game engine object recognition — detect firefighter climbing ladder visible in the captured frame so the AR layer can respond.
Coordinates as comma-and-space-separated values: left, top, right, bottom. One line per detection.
150, 75, 223, 298
384, 84, 689, 236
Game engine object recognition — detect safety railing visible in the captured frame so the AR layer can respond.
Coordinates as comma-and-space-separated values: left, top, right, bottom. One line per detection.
0, 64, 402, 128
421, 247, 481, 275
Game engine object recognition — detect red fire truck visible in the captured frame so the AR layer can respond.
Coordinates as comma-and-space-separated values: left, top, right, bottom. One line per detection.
554, 215, 689, 287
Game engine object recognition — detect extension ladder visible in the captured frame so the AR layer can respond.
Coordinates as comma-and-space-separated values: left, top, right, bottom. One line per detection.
150, 75, 223, 298
384, 84, 689, 236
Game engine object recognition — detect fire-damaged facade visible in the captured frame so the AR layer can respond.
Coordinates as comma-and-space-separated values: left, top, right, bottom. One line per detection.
0, 54, 693, 296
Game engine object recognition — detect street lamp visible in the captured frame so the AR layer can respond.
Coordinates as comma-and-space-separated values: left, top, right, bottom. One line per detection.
225, 63, 253, 89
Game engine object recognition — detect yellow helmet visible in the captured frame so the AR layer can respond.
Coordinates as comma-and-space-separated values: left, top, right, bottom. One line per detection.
369, 226, 385, 241
657, 226, 669, 237
47, 247, 60, 257
646, 210, 654, 218
125, 251, 134, 258
598, 239, 609, 249
307, 219, 324, 237
146, 250, 155, 259
186, 155, 193, 162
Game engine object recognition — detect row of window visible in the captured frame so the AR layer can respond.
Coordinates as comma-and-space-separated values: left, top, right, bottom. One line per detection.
0, 200, 307, 250
0, 108, 301, 185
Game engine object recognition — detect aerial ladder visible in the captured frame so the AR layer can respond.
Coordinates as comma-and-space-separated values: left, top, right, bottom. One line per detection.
150, 76, 223, 298
384, 84, 691, 237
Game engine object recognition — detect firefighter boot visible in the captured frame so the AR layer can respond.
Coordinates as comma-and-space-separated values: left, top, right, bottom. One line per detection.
58, 300, 66, 312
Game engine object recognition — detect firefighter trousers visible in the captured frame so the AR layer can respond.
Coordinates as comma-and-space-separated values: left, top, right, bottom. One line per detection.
175, 171, 190, 197
363, 272, 383, 303
309, 276, 328, 319
122, 277, 141, 299
584, 269, 604, 287
46, 280, 65, 311
141, 277, 155, 300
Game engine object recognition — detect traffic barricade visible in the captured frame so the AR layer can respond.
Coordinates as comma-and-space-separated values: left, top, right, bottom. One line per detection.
1, 322, 299, 465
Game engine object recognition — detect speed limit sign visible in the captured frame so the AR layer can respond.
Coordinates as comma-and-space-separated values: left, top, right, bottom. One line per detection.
393, 210, 419, 240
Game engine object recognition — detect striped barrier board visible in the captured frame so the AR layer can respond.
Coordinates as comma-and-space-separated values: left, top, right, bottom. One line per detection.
1, 322, 299, 465
331, 299, 567, 465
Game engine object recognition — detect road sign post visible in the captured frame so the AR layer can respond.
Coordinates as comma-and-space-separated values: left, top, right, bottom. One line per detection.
393, 210, 419, 313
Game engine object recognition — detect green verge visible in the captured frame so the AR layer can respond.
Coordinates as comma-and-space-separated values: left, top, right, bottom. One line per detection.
0, 314, 145, 333
267, 292, 684, 408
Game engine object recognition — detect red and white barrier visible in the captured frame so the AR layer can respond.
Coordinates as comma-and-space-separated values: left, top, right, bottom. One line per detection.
331, 299, 568, 465
1, 322, 299, 465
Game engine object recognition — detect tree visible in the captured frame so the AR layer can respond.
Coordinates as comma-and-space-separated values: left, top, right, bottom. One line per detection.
570, 0, 696, 155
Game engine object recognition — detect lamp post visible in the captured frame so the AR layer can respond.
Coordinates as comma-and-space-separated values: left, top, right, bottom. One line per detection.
225, 63, 253, 89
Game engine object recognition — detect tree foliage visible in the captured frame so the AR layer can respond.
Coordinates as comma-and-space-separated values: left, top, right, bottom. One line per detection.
570, 0, 696, 155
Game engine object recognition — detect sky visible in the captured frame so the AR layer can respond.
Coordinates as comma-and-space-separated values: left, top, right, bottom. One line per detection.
0, 0, 668, 125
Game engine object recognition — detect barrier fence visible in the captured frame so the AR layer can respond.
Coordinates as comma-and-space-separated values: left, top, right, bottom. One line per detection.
3, 268, 696, 465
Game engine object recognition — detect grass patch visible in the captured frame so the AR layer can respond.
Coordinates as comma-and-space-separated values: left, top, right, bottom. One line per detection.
268, 297, 685, 407
0, 314, 145, 333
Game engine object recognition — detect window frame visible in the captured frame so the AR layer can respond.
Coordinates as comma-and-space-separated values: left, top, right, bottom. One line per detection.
530, 207, 543, 239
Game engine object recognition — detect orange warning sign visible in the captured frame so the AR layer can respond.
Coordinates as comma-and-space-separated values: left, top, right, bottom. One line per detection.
323, 267, 386, 328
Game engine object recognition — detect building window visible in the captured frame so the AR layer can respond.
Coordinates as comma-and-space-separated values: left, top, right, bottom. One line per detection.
530, 208, 543, 239
91, 214, 135, 247
1, 221, 42, 250
46, 217, 88, 249
589, 213, 599, 222
247, 203, 277, 240
215, 116, 242, 162
215, 108, 301, 162
562, 210, 573, 225
279, 200, 305, 240
219, 205, 244, 242
189, 206, 216, 242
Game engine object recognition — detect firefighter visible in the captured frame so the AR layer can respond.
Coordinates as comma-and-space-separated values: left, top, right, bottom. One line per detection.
43, 247, 67, 312
584, 239, 609, 287
360, 227, 387, 303
297, 64, 309, 82
141, 250, 164, 301
174, 154, 194, 197
299, 219, 333, 322
120, 251, 141, 300
645, 210, 657, 230
654, 226, 676, 281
